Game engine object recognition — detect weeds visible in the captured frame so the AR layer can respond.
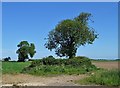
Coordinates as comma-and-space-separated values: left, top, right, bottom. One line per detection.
76, 69, 120, 87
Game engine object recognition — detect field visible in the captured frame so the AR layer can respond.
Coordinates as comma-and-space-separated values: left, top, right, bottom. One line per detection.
2, 60, 119, 74
2, 61, 31, 74
2, 60, 119, 86
92, 61, 119, 70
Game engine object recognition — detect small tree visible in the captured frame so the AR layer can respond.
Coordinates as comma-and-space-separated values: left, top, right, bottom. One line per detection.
3, 57, 11, 61
45, 12, 98, 59
16, 41, 36, 62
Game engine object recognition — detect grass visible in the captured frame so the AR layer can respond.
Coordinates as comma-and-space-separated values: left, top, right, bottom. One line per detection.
2, 59, 119, 87
0, 61, 2, 76
2, 61, 31, 74
20, 56, 98, 76
22, 65, 98, 76
75, 69, 120, 87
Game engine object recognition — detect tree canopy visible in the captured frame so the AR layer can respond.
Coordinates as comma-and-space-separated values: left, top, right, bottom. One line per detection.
45, 12, 98, 59
3, 57, 11, 61
16, 41, 36, 62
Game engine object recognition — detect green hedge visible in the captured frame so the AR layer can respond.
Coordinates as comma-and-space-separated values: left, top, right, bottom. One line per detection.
22, 56, 98, 76
64, 56, 92, 67
29, 56, 93, 67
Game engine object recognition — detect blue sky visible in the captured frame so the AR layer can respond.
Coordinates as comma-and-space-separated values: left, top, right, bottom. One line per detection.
2, 2, 118, 60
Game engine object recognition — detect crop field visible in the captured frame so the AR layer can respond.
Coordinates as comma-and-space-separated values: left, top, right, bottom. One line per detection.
92, 61, 119, 70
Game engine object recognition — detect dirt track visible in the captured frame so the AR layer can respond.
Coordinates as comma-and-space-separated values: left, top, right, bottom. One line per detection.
2, 61, 119, 86
2, 74, 87, 86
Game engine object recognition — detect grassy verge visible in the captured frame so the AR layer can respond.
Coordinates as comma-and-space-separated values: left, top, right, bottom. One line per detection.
75, 69, 120, 87
2, 61, 31, 74
22, 65, 98, 76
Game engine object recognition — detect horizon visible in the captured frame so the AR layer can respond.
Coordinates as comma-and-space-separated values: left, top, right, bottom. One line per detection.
2, 2, 118, 60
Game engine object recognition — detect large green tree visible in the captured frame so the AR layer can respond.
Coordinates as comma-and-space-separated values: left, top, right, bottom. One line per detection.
45, 12, 98, 59
16, 41, 36, 62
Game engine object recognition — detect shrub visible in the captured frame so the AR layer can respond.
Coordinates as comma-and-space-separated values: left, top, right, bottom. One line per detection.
22, 56, 98, 76
54, 59, 67, 66
28, 59, 36, 61
42, 55, 56, 65
29, 56, 93, 67
65, 56, 92, 67
22, 65, 92, 76
29, 56, 56, 67
29, 59, 42, 67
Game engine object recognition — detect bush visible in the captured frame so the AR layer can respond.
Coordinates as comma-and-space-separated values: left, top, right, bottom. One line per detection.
53, 59, 67, 66
30, 56, 63, 66
29, 59, 43, 67
22, 56, 98, 76
30, 56, 93, 67
42, 56, 56, 65
29, 56, 56, 67
65, 56, 92, 67
22, 65, 92, 76
28, 59, 36, 61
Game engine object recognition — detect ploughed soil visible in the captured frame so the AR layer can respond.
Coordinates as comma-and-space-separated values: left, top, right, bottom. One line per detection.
92, 61, 119, 70
2, 61, 119, 86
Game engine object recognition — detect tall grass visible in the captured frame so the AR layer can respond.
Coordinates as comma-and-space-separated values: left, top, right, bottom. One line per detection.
76, 69, 120, 86
22, 65, 97, 76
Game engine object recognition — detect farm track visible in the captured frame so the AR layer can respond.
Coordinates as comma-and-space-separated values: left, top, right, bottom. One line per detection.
2, 74, 87, 86
2, 61, 119, 86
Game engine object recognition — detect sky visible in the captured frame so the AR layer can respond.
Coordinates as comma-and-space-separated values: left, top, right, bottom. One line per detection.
2, 2, 118, 60
1, 0, 120, 2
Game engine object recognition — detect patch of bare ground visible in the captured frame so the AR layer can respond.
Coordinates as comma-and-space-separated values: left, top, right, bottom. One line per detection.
2, 74, 88, 86
92, 61, 119, 70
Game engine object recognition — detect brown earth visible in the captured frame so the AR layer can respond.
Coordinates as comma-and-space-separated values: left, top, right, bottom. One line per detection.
2, 74, 87, 86
2, 61, 119, 86
92, 61, 119, 70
